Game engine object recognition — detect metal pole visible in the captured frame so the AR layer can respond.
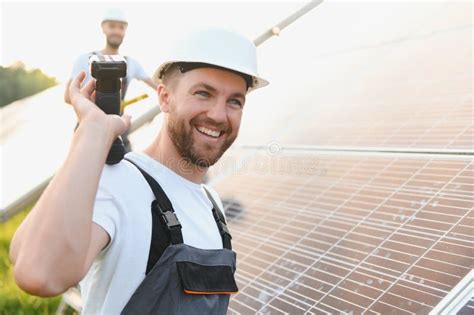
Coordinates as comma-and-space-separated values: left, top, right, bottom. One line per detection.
254, 0, 324, 46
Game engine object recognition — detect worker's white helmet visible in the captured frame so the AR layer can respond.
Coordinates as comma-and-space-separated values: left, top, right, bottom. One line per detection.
101, 8, 128, 24
153, 28, 269, 92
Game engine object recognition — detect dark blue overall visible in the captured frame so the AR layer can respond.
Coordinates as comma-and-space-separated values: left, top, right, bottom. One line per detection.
121, 159, 238, 314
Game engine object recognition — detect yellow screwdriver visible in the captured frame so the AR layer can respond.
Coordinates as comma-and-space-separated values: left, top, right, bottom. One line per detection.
120, 93, 149, 112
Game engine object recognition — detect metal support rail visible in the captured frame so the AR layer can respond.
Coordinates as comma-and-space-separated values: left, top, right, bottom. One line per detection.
254, 0, 323, 46
241, 144, 474, 159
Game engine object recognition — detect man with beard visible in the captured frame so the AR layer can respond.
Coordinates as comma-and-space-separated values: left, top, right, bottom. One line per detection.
11, 28, 268, 314
64, 8, 157, 151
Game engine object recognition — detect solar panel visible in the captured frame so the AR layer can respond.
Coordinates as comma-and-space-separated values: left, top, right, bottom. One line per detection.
206, 5, 473, 311
237, 2, 473, 152
208, 150, 473, 314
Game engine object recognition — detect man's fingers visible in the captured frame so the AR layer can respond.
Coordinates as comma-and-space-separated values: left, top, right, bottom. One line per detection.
91, 91, 96, 104
69, 71, 87, 110
70, 71, 86, 95
109, 114, 131, 138
69, 71, 97, 118
122, 114, 132, 128
81, 78, 96, 98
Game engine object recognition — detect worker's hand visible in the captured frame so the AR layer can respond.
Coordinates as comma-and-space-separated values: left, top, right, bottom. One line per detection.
69, 71, 131, 138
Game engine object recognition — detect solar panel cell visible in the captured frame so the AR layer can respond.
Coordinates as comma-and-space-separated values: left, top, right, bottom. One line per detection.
457, 297, 474, 315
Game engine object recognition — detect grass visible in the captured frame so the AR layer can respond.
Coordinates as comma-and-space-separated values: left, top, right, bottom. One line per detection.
0, 208, 62, 314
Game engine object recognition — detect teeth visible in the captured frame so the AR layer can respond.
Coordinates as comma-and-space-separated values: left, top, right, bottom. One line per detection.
197, 126, 221, 138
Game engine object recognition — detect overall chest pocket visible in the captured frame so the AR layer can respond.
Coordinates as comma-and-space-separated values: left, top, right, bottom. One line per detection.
176, 261, 238, 295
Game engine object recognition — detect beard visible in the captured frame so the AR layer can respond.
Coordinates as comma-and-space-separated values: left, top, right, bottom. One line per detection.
106, 36, 123, 49
167, 112, 236, 168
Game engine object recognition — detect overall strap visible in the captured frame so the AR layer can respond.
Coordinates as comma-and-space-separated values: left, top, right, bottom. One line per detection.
203, 186, 233, 250
125, 158, 183, 274
120, 56, 129, 102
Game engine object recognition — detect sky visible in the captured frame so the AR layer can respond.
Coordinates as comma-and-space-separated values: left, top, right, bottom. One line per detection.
0, 0, 305, 82
0, 0, 448, 82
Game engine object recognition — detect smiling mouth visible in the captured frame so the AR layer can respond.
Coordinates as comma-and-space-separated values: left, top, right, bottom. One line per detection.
195, 126, 222, 138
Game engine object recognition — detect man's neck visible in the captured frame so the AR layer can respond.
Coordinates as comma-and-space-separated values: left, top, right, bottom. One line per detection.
143, 132, 207, 184
101, 46, 119, 55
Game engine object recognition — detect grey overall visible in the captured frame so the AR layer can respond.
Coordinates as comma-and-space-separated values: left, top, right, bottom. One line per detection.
121, 159, 238, 315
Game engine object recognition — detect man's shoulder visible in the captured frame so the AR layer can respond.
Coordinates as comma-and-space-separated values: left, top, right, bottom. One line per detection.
75, 51, 94, 59
74, 51, 101, 63
123, 56, 145, 70
123, 55, 137, 63
98, 159, 143, 193
71, 52, 93, 71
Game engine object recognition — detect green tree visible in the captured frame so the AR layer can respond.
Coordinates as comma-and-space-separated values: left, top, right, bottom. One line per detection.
0, 63, 57, 107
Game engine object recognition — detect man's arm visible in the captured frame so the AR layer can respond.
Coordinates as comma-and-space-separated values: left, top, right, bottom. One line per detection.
9, 71, 131, 297
143, 78, 158, 90
129, 57, 157, 90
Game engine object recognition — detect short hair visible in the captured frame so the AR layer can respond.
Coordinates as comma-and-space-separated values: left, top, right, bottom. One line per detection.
161, 63, 182, 91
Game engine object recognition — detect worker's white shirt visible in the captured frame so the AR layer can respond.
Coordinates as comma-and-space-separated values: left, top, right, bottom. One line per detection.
79, 151, 225, 315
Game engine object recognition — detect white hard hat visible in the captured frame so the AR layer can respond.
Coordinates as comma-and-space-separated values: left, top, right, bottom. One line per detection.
101, 8, 128, 24
154, 28, 269, 92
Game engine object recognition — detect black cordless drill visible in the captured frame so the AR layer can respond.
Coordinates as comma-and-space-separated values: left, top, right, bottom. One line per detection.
90, 55, 127, 165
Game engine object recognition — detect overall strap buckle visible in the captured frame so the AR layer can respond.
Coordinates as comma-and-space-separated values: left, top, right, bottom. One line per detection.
151, 200, 183, 245
151, 200, 182, 229
162, 210, 182, 229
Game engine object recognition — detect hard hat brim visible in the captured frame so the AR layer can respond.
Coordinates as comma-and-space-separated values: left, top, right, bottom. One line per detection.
153, 61, 268, 92
101, 19, 128, 24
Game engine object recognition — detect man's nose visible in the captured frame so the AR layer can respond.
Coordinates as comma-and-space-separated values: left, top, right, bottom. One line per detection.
206, 99, 227, 124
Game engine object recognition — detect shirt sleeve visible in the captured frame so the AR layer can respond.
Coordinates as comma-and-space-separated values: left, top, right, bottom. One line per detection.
92, 186, 119, 247
128, 57, 150, 81
70, 54, 88, 79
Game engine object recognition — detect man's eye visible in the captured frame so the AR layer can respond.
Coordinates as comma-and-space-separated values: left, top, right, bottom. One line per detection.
195, 91, 210, 97
228, 99, 243, 108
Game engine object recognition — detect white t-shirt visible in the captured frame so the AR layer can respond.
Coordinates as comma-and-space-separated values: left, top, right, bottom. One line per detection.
79, 151, 225, 315
70, 52, 149, 95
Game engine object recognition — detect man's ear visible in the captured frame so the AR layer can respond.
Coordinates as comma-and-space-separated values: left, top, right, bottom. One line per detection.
157, 84, 171, 113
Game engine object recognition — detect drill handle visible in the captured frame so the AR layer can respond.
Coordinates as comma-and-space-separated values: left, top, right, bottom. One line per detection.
95, 90, 125, 164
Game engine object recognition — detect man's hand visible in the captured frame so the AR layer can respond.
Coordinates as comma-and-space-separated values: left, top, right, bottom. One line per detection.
70, 71, 131, 139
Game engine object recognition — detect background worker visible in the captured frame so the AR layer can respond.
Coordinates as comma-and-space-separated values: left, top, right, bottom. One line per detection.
64, 8, 157, 151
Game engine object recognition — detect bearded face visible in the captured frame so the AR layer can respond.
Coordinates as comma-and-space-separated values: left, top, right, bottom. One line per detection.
106, 35, 123, 49
102, 21, 127, 49
163, 67, 247, 168
167, 109, 237, 168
